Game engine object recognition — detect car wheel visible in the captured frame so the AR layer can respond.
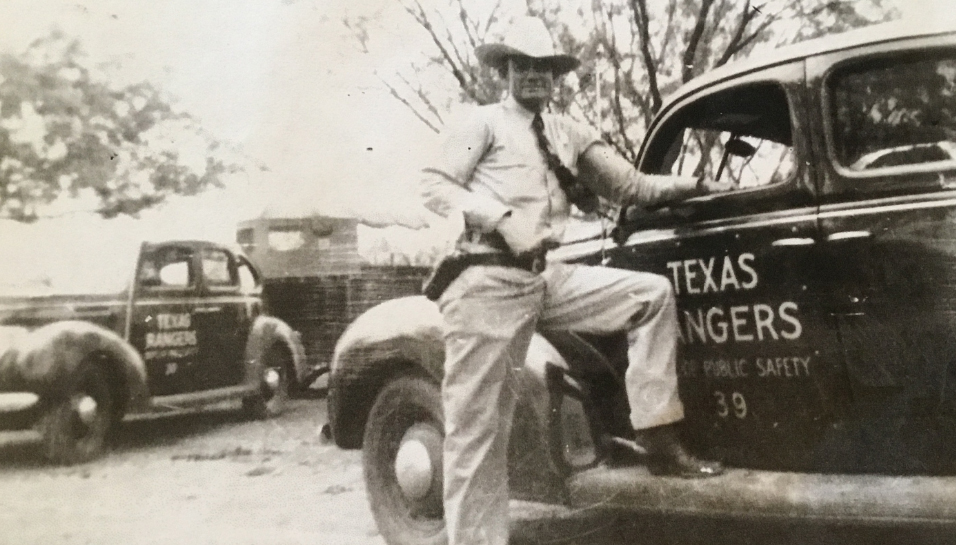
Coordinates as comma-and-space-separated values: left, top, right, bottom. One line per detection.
242, 344, 290, 419
38, 361, 113, 465
363, 375, 446, 545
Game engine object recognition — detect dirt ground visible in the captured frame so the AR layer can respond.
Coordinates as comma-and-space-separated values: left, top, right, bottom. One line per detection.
1, 393, 953, 545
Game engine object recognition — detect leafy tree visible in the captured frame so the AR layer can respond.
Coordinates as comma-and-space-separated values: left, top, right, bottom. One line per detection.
0, 31, 239, 222
345, 0, 899, 163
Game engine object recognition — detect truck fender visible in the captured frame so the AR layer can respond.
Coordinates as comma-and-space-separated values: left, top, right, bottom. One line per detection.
243, 316, 307, 387
0, 320, 149, 415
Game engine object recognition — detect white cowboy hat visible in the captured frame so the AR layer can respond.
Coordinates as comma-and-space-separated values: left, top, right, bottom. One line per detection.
475, 16, 579, 75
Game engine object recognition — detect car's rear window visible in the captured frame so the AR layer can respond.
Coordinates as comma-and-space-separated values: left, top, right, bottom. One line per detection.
829, 51, 956, 173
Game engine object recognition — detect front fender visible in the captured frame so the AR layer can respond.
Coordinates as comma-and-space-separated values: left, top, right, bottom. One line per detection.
328, 295, 566, 455
0, 321, 149, 415
329, 296, 445, 448
244, 316, 307, 386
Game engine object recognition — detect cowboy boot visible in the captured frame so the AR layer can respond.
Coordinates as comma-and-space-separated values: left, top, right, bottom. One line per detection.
635, 423, 724, 478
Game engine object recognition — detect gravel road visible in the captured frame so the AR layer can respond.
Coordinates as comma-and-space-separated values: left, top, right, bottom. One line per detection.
0, 393, 951, 545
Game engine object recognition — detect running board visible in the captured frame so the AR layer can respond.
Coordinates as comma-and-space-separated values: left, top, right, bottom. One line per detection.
567, 466, 956, 524
150, 385, 254, 412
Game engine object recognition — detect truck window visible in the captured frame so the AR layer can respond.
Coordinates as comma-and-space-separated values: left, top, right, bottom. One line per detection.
237, 258, 260, 294
829, 51, 956, 174
643, 82, 796, 190
139, 247, 194, 289
201, 248, 237, 287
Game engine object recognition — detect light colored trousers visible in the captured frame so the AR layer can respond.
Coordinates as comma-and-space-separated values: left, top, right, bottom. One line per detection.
437, 262, 685, 545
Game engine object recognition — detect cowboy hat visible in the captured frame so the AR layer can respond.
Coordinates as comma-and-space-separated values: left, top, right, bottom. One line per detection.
475, 16, 579, 75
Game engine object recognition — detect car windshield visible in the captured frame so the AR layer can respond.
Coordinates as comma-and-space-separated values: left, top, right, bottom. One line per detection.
830, 51, 956, 172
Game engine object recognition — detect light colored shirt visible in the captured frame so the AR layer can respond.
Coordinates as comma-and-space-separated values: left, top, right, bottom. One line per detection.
421, 96, 699, 253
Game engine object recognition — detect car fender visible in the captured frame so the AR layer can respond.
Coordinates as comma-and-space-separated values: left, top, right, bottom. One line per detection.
243, 316, 307, 386
328, 295, 568, 456
0, 320, 149, 415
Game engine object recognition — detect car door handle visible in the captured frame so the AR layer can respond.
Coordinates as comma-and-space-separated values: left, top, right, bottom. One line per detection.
826, 230, 872, 242
194, 306, 222, 313
771, 237, 816, 247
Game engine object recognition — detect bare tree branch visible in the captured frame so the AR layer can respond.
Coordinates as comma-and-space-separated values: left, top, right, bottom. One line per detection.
403, 0, 483, 104
629, 0, 663, 113
377, 73, 441, 133
682, 0, 717, 83
655, 0, 680, 66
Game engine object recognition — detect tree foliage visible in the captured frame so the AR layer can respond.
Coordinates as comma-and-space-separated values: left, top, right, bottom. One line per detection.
0, 31, 238, 222
346, 0, 899, 162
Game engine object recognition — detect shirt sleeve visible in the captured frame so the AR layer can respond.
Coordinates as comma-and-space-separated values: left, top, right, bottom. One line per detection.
420, 107, 511, 233
577, 141, 700, 207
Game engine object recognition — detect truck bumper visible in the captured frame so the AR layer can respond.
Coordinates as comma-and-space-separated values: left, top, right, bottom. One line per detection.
568, 466, 956, 524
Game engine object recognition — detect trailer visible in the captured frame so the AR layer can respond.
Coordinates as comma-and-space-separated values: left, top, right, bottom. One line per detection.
237, 216, 429, 387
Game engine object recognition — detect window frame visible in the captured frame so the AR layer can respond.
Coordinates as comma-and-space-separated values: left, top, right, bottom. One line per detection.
136, 244, 198, 295
624, 61, 809, 231
817, 43, 956, 196
199, 247, 240, 294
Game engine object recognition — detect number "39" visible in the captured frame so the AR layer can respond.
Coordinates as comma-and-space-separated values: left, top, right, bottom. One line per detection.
714, 391, 747, 419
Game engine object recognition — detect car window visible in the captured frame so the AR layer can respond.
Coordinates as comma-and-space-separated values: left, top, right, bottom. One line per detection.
829, 52, 956, 174
139, 247, 194, 289
642, 82, 796, 191
201, 248, 237, 287
237, 258, 260, 293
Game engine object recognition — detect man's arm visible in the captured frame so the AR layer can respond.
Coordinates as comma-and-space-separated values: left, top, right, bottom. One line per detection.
577, 142, 703, 208
420, 108, 510, 233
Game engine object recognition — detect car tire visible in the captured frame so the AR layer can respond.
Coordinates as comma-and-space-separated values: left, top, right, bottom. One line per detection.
241, 344, 290, 419
363, 375, 447, 545
38, 361, 113, 465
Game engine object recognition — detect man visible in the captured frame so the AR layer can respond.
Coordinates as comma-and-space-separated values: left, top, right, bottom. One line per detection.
421, 16, 725, 545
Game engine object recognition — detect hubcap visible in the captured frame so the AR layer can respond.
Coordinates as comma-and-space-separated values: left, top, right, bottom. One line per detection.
73, 395, 98, 426
394, 424, 442, 501
263, 368, 281, 391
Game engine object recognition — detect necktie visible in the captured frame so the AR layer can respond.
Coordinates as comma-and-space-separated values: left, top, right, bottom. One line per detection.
531, 113, 599, 214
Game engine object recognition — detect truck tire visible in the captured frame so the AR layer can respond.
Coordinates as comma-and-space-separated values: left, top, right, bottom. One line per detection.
242, 344, 290, 419
363, 375, 446, 545
38, 361, 113, 465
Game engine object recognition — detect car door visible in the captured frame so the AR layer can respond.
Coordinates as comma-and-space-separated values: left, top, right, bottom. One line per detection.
192, 246, 251, 390
807, 38, 956, 471
131, 243, 202, 397
610, 62, 846, 471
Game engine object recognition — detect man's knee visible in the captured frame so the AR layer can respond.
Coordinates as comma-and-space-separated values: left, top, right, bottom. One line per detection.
625, 273, 676, 327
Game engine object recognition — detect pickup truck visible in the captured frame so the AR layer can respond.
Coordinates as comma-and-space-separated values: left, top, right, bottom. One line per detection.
0, 239, 307, 464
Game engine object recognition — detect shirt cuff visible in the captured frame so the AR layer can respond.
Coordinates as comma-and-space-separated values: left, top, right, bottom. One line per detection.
462, 196, 512, 233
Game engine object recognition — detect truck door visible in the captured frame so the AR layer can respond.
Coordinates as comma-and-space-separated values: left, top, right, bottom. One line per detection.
192, 246, 250, 390
807, 43, 956, 471
611, 64, 846, 471
131, 244, 201, 396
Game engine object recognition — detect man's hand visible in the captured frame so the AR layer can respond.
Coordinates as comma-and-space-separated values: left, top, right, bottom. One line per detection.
496, 211, 540, 255
696, 176, 735, 195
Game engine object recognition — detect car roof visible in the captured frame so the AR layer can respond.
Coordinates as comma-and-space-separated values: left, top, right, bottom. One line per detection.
663, 18, 956, 113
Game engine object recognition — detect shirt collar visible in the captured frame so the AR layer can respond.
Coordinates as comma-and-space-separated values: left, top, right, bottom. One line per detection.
502, 96, 539, 122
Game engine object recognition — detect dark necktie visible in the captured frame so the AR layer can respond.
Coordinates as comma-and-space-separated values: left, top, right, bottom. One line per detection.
531, 113, 599, 214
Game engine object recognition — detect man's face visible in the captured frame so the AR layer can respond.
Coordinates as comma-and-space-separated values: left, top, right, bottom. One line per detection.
508, 56, 555, 111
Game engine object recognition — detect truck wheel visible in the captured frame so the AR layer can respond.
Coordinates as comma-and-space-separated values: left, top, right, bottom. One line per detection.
242, 344, 290, 419
363, 375, 446, 545
38, 362, 113, 465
